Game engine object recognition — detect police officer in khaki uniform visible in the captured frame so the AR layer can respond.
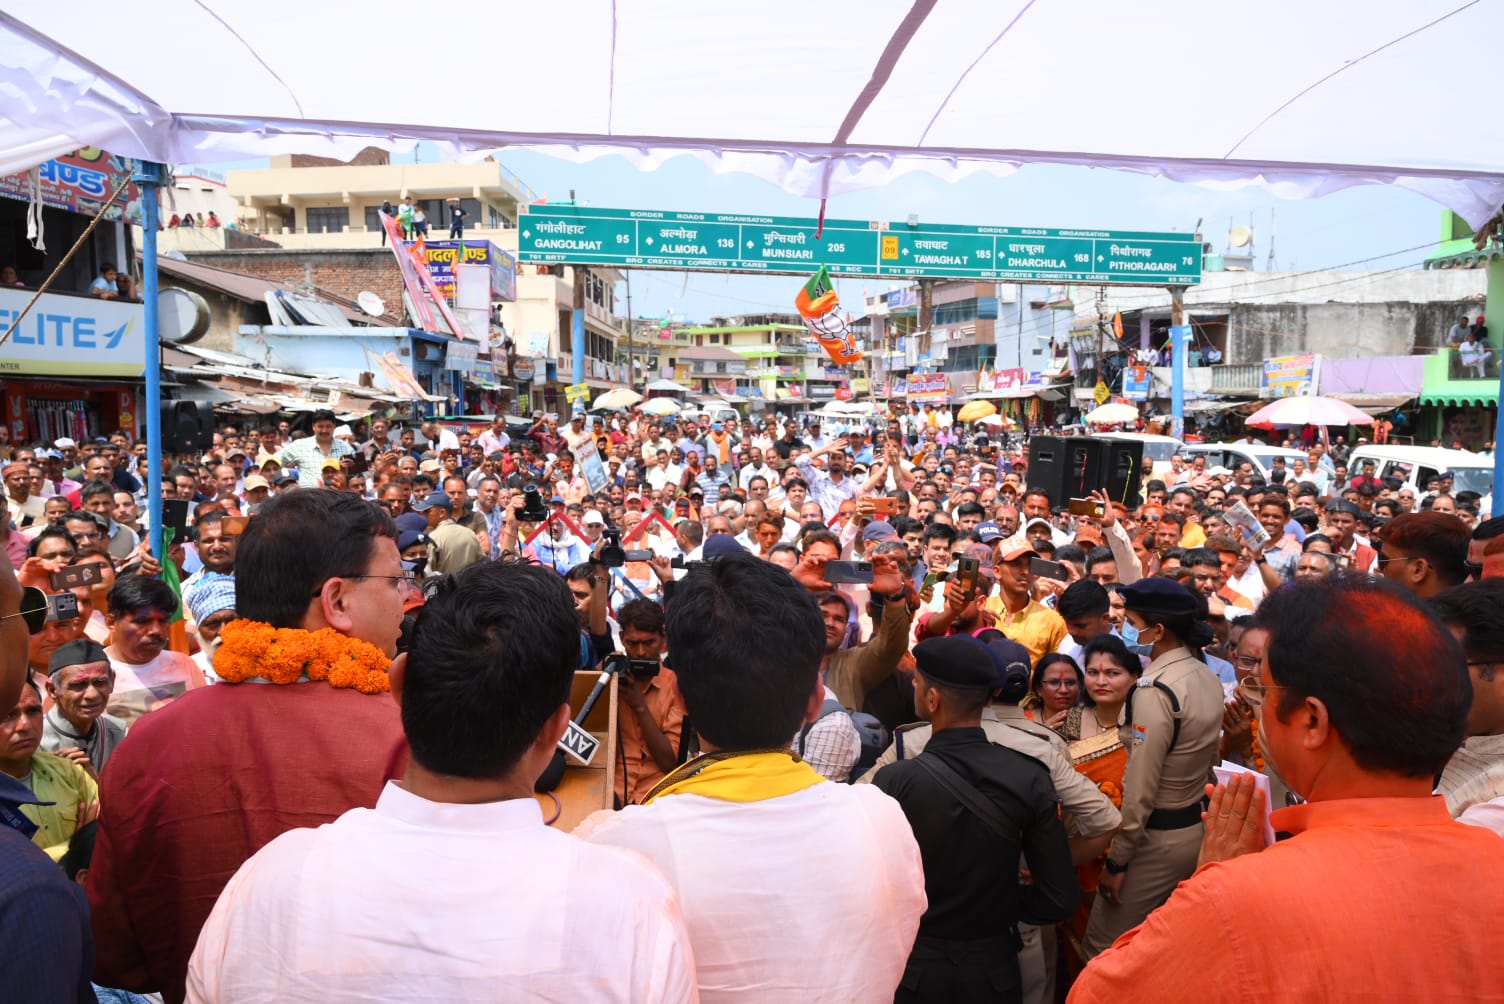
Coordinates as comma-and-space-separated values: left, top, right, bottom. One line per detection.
1084, 577, 1223, 957
862, 635, 1120, 1004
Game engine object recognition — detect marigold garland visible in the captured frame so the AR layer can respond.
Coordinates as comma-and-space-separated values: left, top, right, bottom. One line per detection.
1097, 780, 1123, 808
214, 620, 391, 694
1248, 709, 1266, 775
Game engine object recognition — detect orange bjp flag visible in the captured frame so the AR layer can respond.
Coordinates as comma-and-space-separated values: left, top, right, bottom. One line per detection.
796, 265, 862, 365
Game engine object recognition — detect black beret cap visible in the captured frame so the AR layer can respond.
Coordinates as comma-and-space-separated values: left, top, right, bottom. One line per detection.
1119, 577, 1200, 619
913, 635, 1000, 690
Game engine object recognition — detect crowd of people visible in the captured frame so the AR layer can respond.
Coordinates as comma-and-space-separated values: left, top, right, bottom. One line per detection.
2, 400, 1503, 1002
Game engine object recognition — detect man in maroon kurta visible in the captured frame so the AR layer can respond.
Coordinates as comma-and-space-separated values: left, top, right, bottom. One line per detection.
87, 490, 411, 1003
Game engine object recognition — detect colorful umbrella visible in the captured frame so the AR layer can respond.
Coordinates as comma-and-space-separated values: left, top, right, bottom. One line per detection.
1245, 395, 1374, 429
640, 397, 682, 416
1084, 402, 1140, 425
593, 387, 642, 410
956, 399, 998, 423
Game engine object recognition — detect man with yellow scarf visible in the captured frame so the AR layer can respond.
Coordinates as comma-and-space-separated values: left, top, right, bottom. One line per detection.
577, 552, 927, 1002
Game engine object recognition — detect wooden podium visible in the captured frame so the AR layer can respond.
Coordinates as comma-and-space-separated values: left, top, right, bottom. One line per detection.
536, 668, 619, 830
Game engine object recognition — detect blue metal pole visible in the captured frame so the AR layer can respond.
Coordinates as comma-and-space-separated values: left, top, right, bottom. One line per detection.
571, 268, 586, 397
1170, 322, 1188, 441
1487, 254, 1503, 517
136, 162, 166, 560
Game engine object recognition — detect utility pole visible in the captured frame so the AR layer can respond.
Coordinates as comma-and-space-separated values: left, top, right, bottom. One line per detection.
1170, 285, 1187, 440
571, 266, 587, 403
136, 161, 166, 559
917, 279, 934, 358
623, 270, 634, 392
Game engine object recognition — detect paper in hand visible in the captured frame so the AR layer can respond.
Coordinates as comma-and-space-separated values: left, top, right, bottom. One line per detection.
1213, 760, 1275, 848
1222, 500, 1272, 550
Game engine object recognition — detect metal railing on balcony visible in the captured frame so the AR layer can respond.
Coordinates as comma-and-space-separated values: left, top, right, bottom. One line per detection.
1208, 363, 1262, 394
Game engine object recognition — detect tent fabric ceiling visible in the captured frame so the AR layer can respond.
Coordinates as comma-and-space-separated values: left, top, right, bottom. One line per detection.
4, 2, 1503, 225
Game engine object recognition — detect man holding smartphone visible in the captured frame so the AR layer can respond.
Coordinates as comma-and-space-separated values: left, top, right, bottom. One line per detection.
984, 542, 1068, 667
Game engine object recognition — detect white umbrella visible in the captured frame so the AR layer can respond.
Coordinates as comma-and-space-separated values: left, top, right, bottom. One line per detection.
1084, 402, 1140, 425
1246, 395, 1375, 428
593, 387, 642, 410
645, 379, 692, 394
640, 397, 682, 416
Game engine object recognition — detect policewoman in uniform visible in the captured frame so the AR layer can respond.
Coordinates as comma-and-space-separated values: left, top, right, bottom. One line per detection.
1083, 578, 1223, 958
873, 635, 1079, 1003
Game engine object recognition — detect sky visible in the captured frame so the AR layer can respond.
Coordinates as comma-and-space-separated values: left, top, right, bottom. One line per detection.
198, 145, 1449, 324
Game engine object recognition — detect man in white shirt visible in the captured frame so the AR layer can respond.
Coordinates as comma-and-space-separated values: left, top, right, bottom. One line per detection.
188, 560, 697, 1003
576, 552, 926, 1003
561, 410, 594, 452
646, 449, 683, 494
738, 447, 777, 491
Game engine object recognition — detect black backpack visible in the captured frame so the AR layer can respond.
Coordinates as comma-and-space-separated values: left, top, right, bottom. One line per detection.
798, 698, 889, 783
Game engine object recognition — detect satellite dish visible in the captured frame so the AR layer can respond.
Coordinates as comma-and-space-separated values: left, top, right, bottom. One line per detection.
357, 291, 386, 316
157, 287, 210, 345
1228, 226, 1253, 248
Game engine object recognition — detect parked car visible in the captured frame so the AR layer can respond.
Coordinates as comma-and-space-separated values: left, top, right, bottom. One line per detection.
1347, 445, 1494, 500
1181, 443, 1311, 482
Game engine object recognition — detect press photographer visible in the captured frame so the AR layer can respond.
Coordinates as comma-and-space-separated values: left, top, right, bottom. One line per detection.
610, 599, 686, 806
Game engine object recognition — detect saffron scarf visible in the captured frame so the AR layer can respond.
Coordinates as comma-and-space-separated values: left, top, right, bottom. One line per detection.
642, 750, 824, 805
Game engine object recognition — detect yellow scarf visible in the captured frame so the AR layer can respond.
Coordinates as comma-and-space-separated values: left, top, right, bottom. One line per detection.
642, 750, 824, 805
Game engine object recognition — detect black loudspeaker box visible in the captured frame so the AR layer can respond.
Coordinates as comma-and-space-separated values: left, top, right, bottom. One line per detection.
1027, 436, 1105, 507
160, 401, 214, 454
1102, 438, 1145, 510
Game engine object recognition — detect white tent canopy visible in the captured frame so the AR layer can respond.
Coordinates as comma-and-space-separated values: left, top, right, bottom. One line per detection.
4, 1, 1503, 226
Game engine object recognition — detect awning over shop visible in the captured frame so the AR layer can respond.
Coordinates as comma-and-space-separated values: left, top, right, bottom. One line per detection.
1421, 393, 1498, 408
1419, 351, 1500, 409
1326, 393, 1417, 413
1183, 399, 1243, 414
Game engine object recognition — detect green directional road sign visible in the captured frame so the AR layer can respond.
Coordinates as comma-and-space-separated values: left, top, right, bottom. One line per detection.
517, 206, 1201, 285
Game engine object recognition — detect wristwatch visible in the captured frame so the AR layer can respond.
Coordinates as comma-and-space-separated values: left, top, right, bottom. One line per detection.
1254, 554, 1268, 565
1104, 858, 1129, 875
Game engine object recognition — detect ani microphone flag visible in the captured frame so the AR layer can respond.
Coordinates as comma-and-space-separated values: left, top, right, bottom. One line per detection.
795, 265, 862, 365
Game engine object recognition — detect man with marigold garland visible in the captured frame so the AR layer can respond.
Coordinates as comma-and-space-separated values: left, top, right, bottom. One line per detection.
87, 490, 410, 1003
187, 559, 698, 1001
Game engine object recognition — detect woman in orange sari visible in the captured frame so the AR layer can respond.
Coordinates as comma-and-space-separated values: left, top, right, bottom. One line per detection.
1056, 633, 1140, 977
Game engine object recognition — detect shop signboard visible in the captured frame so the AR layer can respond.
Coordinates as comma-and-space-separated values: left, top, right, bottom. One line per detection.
0, 149, 144, 224
906, 372, 951, 402
1122, 361, 1151, 401
0, 288, 144, 377
407, 240, 518, 302
1261, 353, 1321, 398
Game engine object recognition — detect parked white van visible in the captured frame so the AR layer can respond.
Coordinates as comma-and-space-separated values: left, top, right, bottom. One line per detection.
1346, 445, 1494, 500
1182, 443, 1311, 482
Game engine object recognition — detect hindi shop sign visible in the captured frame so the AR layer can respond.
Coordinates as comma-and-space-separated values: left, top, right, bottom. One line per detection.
0, 289, 145, 378
518, 206, 1203, 285
407, 241, 517, 302
0, 149, 144, 225
1261, 353, 1321, 399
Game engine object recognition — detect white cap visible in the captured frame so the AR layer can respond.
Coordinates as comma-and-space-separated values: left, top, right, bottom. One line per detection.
54, 437, 76, 449
582, 510, 606, 526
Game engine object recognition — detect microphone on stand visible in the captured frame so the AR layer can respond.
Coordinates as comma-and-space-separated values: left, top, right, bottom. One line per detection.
535, 654, 624, 792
